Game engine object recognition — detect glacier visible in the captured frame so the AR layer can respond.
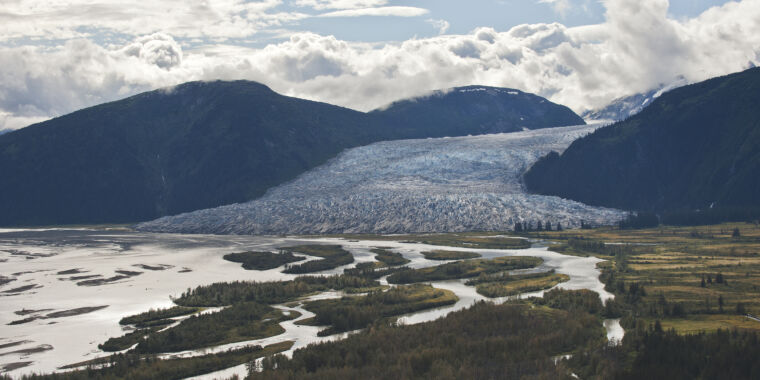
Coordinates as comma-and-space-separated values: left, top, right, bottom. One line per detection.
138, 124, 626, 235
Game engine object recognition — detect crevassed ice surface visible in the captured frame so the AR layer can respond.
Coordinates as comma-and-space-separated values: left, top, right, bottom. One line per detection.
139, 124, 625, 234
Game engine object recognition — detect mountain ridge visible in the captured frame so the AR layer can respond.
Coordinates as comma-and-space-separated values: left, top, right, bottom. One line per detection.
0, 80, 584, 226
524, 67, 760, 220
372, 85, 585, 137
581, 78, 688, 123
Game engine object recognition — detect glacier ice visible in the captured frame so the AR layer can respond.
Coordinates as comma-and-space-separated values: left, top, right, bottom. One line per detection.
138, 124, 626, 234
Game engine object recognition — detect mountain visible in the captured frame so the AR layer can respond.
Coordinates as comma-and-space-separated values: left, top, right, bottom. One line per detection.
372, 86, 584, 136
138, 125, 623, 235
0, 81, 583, 227
581, 78, 687, 122
524, 67, 760, 220
0, 81, 381, 226
0, 129, 12, 135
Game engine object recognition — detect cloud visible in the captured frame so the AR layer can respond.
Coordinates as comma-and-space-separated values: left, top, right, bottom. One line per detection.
0, 0, 299, 42
294, 0, 388, 10
538, 0, 571, 16
121, 33, 183, 70
318, 6, 429, 18
450, 40, 483, 59
0, 112, 49, 131
1, 0, 759, 130
264, 34, 352, 81
427, 19, 451, 35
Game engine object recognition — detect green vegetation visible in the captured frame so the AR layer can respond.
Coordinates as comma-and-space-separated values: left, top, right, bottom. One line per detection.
93, 273, 381, 357
533, 288, 605, 316
538, 222, 760, 333
408, 234, 531, 249
281, 245, 354, 274
525, 67, 760, 224
370, 248, 410, 266
387, 256, 542, 284
469, 271, 569, 298
98, 328, 158, 352
11, 342, 292, 380
250, 286, 760, 379
175, 275, 379, 307
571, 324, 760, 379
421, 250, 480, 260
119, 306, 200, 327
342, 264, 408, 281
301, 284, 457, 335
335, 233, 532, 249
13, 226, 760, 379
549, 238, 649, 258
135, 302, 295, 353
249, 301, 603, 379
224, 250, 304, 270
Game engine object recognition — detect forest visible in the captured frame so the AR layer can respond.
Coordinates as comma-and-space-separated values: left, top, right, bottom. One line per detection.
8, 225, 760, 379
3, 343, 292, 380
387, 256, 541, 284
224, 250, 305, 270
420, 250, 481, 260
174, 275, 378, 307
299, 284, 457, 335
570, 324, 760, 379
469, 271, 570, 298
370, 248, 411, 266
281, 245, 354, 274
250, 300, 603, 379
118, 306, 200, 327
244, 287, 760, 379
134, 302, 292, 353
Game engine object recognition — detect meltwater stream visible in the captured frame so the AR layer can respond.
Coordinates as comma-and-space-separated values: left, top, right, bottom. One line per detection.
0, 229, 621, 379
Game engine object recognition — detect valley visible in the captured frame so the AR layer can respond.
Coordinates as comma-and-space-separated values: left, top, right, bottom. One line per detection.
2, 1, 759, 378
138, 125, 625, 235
0, 228, 615, 378
2, 222, 760, 379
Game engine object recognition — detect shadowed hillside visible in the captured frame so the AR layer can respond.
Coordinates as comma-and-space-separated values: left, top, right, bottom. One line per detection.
525, 67, 760, 222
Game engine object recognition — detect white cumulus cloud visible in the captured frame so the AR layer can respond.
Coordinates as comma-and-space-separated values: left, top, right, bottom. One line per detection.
427, 19, 451, 35
121, 33, 183, 70
0, 0, 298, 42
539, 0, 571, 16
294, 0, 388, 10
318, 6, 429, 18
1, 0, 759, 130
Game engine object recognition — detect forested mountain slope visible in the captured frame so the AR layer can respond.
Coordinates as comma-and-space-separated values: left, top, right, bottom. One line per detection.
524, 67, 760, 220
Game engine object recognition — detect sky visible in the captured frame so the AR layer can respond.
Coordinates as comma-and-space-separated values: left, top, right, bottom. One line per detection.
1, 0, 758, 130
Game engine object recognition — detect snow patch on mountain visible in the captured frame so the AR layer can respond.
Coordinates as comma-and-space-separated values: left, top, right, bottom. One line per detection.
583, 78, 688, 122
138, 125, 626, 235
